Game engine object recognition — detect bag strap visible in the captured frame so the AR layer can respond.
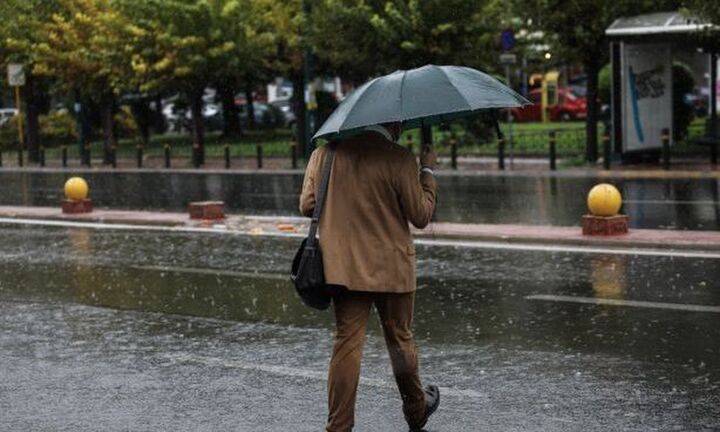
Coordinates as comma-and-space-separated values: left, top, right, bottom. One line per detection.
307, 145, 336, 242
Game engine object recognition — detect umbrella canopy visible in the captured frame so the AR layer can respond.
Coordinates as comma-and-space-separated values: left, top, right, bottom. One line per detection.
313, 64, 529, 142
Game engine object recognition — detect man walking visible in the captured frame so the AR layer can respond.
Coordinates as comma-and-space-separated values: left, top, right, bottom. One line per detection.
299, 122, 440, 432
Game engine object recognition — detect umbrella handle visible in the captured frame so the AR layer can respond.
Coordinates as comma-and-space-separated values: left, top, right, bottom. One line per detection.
494, 116, 505, 141
420, 121, 433, 149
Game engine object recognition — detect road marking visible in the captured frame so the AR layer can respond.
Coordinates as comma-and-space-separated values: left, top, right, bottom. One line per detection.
169, 354, 484, 399
131, 265, 288, 280
414, 238, 720, 259
2, 217, 720, 259
624, 199, 720, 205
526, 294, 720, 313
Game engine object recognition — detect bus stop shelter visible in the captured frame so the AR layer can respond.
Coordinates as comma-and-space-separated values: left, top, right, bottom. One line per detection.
606, 12, 718, 163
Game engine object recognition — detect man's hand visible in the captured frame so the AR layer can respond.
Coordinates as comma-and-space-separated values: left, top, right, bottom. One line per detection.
420, 145, 437, 170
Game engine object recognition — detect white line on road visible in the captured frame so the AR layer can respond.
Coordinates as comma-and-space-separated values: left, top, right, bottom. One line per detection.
169, 354, 484, 399
2, 217, 720, 259
624, 199, 720, 206
414, 238, 720, 259
526, 294, 720, 313
131, 265, 288, 280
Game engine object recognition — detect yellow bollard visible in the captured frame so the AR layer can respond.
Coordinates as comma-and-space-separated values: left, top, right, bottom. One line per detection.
587, 183, 622, 217
64, 177, 89, 201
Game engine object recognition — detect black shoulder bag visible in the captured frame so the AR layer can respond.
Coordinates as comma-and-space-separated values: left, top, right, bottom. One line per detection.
291, 146, 336, 310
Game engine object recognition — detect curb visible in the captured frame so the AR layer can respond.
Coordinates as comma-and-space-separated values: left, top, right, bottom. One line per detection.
1, 206, 719, 253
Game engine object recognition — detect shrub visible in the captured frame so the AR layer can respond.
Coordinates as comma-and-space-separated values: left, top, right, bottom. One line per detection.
39, 110, 77, 145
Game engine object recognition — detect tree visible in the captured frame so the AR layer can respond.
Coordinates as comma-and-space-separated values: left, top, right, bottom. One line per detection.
250, 0, 310, 151
311, 0, 502, 83
1, 0, 61, 162
684, 0, 720, 24
30, 0, 142, 163
513, 0, 681, 163
204, 0, 275, 136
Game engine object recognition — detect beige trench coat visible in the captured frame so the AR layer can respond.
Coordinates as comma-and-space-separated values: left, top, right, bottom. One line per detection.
299, 131, 437, 293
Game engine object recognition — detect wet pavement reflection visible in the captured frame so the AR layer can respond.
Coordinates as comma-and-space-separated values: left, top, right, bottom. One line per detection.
1, 223, 718, 430
1, 171, 719, 229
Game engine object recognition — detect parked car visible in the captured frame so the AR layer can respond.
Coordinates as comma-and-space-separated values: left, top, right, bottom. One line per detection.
238, 102, 286, 128
270, 98, 296, 128
0, 108, 18, 128
511, 87, 587, 122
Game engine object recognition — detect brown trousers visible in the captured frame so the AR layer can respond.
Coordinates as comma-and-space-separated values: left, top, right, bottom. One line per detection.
326, 290, 426, 432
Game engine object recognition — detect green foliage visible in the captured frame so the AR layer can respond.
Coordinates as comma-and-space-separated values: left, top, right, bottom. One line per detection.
311, 0, 501, 82
598, 64, 611, 104
114, 106, 138, 138
38, 111, 77, 145
0, 116, 23, 150
0, 110, 77, 148
684, 0, 720, 24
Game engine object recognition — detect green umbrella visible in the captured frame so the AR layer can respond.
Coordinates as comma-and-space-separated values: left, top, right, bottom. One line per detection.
313, 64, 529, 142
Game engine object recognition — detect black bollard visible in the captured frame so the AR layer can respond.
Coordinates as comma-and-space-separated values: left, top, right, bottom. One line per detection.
0, 150, 3, 167
136, 145, 143, 168
450, 138, 458, 170
224, 144, 231, 169
290, 143, 297, 169
497, 137, 505, 170
602, 130, 611, 170
62, 146, 68, 168
18, 145, 23, 167
164, 144, 171, 168
256, 144, 263, 169
711, 139, 718, 167
40, 147, 45, 167
549, 130, 557, 171
111, 146, 117, 168
662, 128, 670, 170
192, 144, 200, 168
84, 145, 91, 167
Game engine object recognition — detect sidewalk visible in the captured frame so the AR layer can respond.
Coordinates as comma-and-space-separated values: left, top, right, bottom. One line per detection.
1, 205, 719, 252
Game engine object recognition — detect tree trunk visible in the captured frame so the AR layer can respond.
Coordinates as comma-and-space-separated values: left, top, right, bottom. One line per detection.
189, 91, 205, 165
102, 96, 117, 165
130, 99, 151, 146
291, 73, 308, 158
219, 84, 242, 138
152, 95, 166, 134
585, 60, 600, 163
25, 74, 41, 163
245, 83, 255, 129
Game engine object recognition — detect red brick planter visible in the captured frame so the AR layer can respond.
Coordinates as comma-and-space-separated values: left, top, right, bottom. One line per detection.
188, 201, 225, 220
61, 199, 94, 214
582, 215, 629, 236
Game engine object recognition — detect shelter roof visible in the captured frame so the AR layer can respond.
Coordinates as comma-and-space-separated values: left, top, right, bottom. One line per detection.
606, 11, 714, 37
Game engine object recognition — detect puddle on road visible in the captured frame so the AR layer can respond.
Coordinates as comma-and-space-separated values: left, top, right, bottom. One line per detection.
1, 223, 719, 370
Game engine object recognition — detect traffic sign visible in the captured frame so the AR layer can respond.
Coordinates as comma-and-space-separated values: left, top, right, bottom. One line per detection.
7, 64, 25, 87
500, 53, 517, 65
500, 29, 516, 51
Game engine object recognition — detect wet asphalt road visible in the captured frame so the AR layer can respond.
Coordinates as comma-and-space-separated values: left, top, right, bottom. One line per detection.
1, 222, 719, 431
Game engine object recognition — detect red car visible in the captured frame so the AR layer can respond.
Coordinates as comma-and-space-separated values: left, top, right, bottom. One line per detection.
511, 87, 587, 122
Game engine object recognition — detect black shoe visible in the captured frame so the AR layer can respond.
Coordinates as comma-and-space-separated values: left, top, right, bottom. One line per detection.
408, 385, 440, 432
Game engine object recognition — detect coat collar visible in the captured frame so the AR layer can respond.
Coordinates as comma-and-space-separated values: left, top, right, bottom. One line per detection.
364, 124, 394, 142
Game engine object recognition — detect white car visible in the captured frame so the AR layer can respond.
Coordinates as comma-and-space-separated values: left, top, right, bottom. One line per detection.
0, 108, 18, 127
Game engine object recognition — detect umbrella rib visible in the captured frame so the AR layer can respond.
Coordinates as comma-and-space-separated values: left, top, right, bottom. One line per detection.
438, 66, 474, 112
336, 76, 387, 132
